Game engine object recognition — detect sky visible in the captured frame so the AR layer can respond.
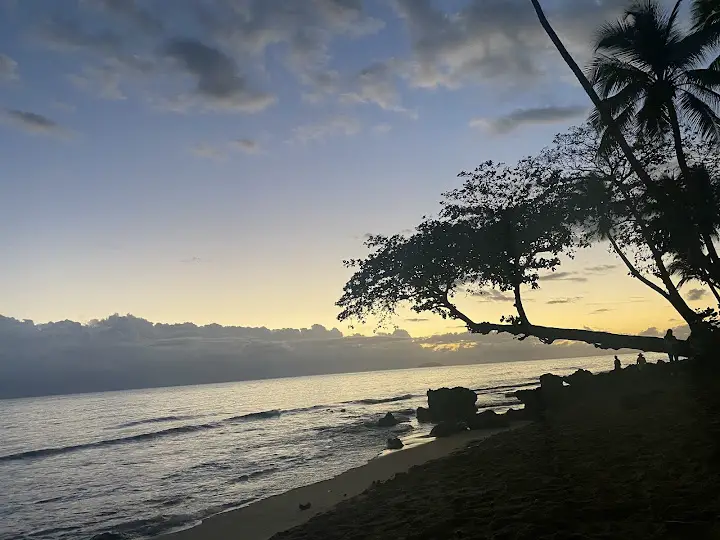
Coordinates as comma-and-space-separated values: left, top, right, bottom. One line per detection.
0, 0, 709, 338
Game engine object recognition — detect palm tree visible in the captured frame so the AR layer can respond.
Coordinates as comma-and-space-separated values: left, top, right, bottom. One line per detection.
529, 0, 705, 327
590, 0, 720, 174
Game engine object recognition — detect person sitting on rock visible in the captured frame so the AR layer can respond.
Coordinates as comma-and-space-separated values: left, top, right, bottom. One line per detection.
636, 352, 647, 368
614, 356, 621, 371
664, 329, 679, 362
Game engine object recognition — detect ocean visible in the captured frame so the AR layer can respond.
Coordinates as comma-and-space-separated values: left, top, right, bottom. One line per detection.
0, 354, 638, 540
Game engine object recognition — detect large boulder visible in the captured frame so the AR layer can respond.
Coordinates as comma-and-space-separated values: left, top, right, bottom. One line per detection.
513, 388, 543, 419
539, 373, 564, 394
430, 421, 468, 438
504, 408, 528, 422
386, 437, 404, 450
377, 412, 398, 427
416, 406, 433, 423
426, 387, 477, 422
467, 409, 510, 430
564, 369, 594, 387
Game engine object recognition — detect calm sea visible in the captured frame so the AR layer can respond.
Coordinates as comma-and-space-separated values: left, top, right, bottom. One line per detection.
0, 354, 638, 540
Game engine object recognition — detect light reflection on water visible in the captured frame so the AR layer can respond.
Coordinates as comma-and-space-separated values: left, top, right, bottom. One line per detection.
0, 355, 638, 540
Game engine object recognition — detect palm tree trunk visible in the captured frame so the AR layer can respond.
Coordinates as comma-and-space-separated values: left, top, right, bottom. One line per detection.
667, 103, 720, 277
667, 103, 691, 174
530, 0, 701, 327
708, 281, 720, 306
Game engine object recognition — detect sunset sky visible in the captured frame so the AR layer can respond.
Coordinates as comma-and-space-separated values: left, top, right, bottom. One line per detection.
0, 0, 707, 336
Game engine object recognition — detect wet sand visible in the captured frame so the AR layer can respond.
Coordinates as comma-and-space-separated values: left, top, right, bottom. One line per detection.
160, 426, 522, 540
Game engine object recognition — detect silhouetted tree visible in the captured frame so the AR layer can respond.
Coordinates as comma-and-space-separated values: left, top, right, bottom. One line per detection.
338, 159, 689, 354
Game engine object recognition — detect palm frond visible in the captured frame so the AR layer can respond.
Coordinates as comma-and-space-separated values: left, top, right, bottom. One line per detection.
636, 85, 671, 138
683, 67, 720, 89
589, 55, 653, 97
692, 0, 720, 30
671, 30, 717, 68
679, 89, 720, 140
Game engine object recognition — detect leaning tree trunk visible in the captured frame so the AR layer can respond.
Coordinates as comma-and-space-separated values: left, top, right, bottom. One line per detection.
529, 0, 655, 189
513, 282, 531, 325
442, 301, 689, 355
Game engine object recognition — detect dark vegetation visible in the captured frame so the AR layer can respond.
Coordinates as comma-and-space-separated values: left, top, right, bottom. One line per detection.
338, 0, 720, 358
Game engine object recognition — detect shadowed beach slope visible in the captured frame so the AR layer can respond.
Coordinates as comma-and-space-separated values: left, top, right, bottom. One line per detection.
273, 362, 720, 540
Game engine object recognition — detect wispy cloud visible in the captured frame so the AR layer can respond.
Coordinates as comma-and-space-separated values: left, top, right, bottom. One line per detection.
546, 297, 581, 305
191, 143, 226, 161
0, 53, 18, 81
473, 289, 513, 302
233, 138, 261, 154
470, 105, 587, 134
2, 109, 68, 137
585, 264, 618, 273
293, 115, 361, 143
540, 271, 588, 283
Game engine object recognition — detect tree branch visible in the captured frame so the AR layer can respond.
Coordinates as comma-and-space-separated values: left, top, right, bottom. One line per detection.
608, 232, 671, 300
440, 297, 685, 355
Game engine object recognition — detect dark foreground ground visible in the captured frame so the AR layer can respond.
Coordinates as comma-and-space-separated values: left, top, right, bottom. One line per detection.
274, 362, 720, 540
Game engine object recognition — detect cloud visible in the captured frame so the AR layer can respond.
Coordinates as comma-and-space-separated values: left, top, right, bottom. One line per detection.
191, 143, 225, 160
0, 313, 654, 399
472, 289, 513, 302
546, 297, 581, 305
68, 65, 126, 100
373, 123, 392, 133
470, 105, 587, 134
233, 138, 261, 154
340, 60, 416, 116
585, 264, 618, 273
639, 326, 661, 337
93, 0, 163, 35
2, 109, 67, 137
540, 271, 588, 283
293, 115, 361, 143
687, 288, 707, 301
640, 324, 690, 339
392, 0, 629, 90
0, 53, 18, 80
181, 256, 202, 264
165, 38, 275, 112
591, 308, 612, 314
404, 318, 430, 323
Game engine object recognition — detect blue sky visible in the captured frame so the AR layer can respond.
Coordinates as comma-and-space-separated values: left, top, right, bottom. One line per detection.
0, 0, 701, 335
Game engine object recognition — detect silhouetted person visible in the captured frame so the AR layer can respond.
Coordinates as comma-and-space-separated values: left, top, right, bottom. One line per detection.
614, 355, 621, 370
664, 329, 679, 362
636, 352, 647, 369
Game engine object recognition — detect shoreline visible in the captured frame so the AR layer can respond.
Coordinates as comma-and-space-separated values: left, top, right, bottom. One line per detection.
160, 425, 526, 540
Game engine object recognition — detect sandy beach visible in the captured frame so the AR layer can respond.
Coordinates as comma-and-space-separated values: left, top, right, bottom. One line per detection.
161, 427, 521, 540
162, 361, 720, 540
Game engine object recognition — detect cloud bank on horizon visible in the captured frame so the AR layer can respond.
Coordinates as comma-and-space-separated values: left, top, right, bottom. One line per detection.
0, 312, 676, 399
